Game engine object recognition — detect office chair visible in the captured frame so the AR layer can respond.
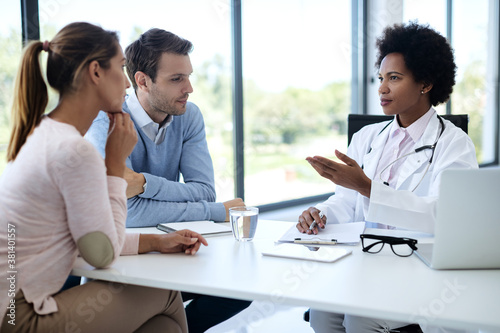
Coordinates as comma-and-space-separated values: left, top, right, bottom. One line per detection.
303, 310, 423, 332
347, 113, 469, 145
303, 311, 423, 333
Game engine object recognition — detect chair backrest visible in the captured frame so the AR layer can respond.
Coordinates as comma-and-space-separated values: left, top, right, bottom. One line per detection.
347, 114, 468, 146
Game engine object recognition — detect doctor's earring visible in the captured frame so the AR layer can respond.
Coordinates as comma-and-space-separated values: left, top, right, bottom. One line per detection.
421, 90, 424, 94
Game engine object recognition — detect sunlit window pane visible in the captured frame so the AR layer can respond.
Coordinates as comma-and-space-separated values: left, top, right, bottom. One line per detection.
403, 0, 447, 36
0, 1, 22, 174
451, 0, 492, 164
242, 0, 352, 206
403, 0, 447, 116
403, 0, 493, 165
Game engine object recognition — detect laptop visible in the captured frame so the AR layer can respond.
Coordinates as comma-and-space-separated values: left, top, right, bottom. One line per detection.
415, 168, 500, 269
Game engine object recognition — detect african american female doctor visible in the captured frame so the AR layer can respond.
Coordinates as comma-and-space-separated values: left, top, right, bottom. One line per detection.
297, 22, 478, 333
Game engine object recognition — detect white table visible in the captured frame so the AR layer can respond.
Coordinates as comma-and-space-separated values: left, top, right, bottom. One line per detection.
71, 220, 500, 332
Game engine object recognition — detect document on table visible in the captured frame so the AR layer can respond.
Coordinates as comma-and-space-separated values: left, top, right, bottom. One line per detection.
262, 244, 352, 263
277, 221, 366, 245
157, 220, 232, 237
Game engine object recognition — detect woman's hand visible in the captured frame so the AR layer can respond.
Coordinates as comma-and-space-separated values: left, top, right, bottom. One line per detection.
139, 230, 208, 255
105, 112, 137, 178
307, 149, 372, 198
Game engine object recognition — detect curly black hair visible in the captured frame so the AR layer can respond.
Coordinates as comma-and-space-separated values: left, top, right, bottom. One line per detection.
375, 21, 457, 106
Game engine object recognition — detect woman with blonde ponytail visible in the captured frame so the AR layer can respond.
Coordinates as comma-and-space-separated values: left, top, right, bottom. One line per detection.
7, 41, 48, 161
0, 22, 207, 333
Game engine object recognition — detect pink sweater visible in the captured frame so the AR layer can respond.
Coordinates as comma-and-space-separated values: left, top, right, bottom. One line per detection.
0, 117, 139, 324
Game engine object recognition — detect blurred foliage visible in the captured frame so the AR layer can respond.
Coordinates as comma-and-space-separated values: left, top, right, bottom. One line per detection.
192, 54, 351, 181
0, 28, 22, 172
192, 53, 233, 142
452, 60, 486, 162
0, 28, 21, 139
128, 26, 144, 45
246, 82, 349, 146
193, 54, 350, 148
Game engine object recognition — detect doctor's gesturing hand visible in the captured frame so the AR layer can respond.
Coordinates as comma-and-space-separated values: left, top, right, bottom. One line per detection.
307, 149, 372, 198
297, 149, 371, 234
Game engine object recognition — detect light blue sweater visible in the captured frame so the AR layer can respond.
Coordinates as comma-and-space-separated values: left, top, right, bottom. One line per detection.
85, 99, 226, 227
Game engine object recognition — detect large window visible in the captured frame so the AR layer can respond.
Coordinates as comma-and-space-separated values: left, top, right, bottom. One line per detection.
0, 2, 22, 173
3, 0, 499, 209
242, 0, 352, 206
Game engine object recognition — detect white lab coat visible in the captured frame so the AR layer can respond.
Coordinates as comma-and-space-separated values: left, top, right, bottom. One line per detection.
316, 113, 478, 234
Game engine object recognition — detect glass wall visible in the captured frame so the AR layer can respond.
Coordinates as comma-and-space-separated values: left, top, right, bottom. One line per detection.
402, 1, 448, 117
403, 0, 447, 34
2, 0, 499, 207
450, 0, 494, 164
402, 0, 495, 165
242, 0, 352, 206
37, 0, 235, 201
0, 2, 22, 173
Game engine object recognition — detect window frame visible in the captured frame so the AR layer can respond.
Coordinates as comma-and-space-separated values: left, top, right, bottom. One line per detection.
19, 0, 500, 212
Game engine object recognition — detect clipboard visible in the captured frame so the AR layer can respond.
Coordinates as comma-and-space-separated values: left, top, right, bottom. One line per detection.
277, 221, 366, 245
262, 244, 352, 263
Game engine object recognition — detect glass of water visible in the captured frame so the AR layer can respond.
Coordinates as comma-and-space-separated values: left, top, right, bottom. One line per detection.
229, 206, 259, 241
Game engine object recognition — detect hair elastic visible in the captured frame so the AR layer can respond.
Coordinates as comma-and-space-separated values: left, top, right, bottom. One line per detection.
42, 40, 49, 52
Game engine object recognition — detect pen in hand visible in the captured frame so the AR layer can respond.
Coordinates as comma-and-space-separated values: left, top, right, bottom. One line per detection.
309, 211, 325, 232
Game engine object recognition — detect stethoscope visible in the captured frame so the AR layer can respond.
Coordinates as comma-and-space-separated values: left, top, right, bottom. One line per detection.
364, 114, 445, 192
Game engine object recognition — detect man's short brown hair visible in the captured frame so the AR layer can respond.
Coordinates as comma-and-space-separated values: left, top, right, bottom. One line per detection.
125, 28, 193, 90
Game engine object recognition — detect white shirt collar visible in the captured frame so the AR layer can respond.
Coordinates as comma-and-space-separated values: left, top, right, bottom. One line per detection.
389, 107, 436, 143
125, 92, 173, 144
126, 92, 152, 129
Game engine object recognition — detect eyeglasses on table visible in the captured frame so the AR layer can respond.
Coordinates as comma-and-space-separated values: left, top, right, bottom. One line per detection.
360, 234, 418, 257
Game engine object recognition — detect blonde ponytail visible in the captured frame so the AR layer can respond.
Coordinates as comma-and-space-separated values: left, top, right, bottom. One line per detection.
7, 22, 119, 161
7, 41, 48, 161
